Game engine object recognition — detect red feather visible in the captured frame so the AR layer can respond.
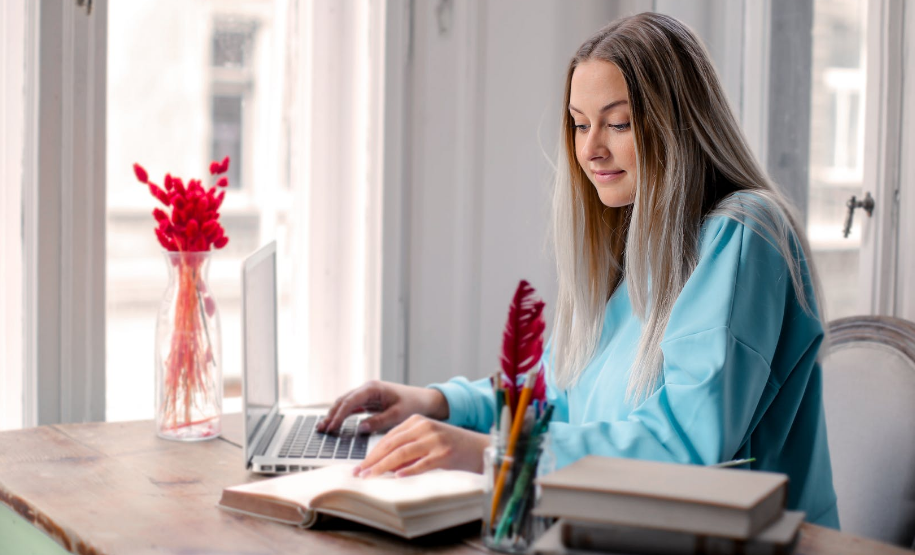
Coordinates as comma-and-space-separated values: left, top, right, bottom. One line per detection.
532, 366, 546, 402
500, 280, 546, 413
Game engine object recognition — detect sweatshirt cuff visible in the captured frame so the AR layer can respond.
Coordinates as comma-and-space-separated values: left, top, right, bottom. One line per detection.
427, 376, 495, 432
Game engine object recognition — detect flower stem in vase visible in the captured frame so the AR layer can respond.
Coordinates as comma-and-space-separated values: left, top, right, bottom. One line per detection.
156, 252, 222, 441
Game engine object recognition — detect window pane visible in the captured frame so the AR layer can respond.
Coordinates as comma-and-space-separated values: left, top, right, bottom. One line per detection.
212, 94, 244, 190
107, 0, 293, 422
807, 0, 867, 320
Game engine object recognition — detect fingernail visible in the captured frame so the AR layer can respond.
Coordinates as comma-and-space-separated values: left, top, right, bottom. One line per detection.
359, 469, 370, 478
352, 466, 362, 476
358, 422, 370, 434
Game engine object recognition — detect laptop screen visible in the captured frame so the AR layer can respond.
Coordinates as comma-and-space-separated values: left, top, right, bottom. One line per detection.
242, 242, 279, 461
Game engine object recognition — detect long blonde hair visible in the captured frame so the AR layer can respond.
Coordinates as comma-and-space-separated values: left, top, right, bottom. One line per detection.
551, 12, 826, 400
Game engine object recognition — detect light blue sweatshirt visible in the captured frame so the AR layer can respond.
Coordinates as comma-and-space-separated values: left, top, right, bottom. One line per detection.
430, 209, 840, 528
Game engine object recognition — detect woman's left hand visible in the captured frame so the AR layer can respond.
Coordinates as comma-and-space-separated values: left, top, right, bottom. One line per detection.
353, 415, 490, 478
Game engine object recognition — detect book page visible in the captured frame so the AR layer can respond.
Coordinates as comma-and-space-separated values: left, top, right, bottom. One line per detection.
224, 463, 484, 515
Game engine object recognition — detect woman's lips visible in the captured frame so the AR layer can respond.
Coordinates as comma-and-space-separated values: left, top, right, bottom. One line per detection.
592, 170, 625, 183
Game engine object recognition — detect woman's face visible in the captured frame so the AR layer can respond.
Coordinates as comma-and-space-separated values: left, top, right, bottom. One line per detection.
569, 60, 637, 207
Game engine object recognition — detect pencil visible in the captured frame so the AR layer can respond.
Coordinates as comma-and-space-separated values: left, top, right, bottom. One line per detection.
494, 389, 505, 432
493, 403, 554, 542
489, 368, 537, 520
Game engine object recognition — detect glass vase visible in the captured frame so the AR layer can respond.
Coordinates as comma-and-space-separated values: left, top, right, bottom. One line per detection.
482, 430, 555, 553
155, 250, 222, 441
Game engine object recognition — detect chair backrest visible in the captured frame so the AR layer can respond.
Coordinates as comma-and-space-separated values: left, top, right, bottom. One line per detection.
822, 316, 915, 546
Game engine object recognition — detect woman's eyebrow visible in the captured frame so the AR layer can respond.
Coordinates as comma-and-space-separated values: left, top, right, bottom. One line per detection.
568, 99, 629, 114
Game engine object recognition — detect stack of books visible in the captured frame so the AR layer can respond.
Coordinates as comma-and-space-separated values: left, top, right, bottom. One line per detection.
531, 456, 805, 555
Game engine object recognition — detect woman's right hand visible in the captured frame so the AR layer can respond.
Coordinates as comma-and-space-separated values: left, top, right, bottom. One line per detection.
315, 380, 450, 435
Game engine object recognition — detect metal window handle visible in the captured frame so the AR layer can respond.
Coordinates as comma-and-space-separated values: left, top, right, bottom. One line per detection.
843, 192, 875, 238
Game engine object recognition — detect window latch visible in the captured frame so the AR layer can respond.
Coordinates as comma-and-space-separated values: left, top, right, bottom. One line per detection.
843, 192, 875, 238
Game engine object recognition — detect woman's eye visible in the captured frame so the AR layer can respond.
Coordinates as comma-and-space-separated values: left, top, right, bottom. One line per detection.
573, 124, 590, 133
609, 122, 631, 131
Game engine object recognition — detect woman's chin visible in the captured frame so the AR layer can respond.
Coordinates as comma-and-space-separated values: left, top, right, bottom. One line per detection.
595, 188, 635, 208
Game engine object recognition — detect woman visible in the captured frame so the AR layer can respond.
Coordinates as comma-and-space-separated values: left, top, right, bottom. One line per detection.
317, 12, 839, 527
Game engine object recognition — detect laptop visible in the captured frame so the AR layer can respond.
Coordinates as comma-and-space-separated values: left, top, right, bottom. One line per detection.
241, 241, 382, 473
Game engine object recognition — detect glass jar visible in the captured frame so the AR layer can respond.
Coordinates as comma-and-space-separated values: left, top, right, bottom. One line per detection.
482, 430, 555, 553
154, 250, 222, 441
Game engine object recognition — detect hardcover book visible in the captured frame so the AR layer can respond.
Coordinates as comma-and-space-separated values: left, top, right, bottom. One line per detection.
534, 456, 789, 539
532, 512, 805, 555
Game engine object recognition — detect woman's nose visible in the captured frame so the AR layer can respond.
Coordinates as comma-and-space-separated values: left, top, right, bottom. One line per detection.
582, 128, 609, 161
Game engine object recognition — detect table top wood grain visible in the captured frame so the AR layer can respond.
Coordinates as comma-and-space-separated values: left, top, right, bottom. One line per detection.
0, 414, 908, 555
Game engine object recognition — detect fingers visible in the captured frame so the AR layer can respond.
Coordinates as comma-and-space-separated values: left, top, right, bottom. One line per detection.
354, 420, 415, 473
392, 454, 438, 478
353, 415, 430, 477
318, 387, 377, 434
363, 440, 429, 478
356, 406, 403, 434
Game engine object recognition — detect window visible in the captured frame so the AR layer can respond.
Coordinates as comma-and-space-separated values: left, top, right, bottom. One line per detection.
806, 0, 868, 319
211, 21, 256, 191
106, 0, 382, 421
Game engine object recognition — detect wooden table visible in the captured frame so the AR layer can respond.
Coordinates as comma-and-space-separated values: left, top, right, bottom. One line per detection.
0, 415, 909, 555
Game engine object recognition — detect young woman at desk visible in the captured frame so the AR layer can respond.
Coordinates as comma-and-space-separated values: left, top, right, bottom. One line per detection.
317, 12, 840, 528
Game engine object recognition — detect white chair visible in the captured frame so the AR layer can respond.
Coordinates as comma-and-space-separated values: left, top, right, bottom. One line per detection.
822, 316, 915, 547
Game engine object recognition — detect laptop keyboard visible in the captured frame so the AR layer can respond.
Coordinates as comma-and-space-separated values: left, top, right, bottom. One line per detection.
278, 415, 369, 460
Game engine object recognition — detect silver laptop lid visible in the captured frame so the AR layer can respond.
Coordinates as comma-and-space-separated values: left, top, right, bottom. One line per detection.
241, 241, 280, 468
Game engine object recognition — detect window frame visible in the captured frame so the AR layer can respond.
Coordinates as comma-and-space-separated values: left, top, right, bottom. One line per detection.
865, 0, 906, 317
0, 1, 30, 430
901, 1, 915, 319
21, 0, 107, 426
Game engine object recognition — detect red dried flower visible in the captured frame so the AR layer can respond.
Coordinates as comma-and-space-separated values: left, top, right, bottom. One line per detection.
201, 220, 218, 237
133, 163, 149, 184
135, 157, 232, 252
148, 184, 171, 206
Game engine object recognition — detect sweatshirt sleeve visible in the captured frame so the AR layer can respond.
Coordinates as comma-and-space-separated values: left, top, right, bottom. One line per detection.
427, 377, 497, 432
547, 214, 818, 469
428, 340, 570, 433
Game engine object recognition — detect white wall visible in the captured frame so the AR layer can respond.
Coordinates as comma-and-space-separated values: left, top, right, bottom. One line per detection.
402, 0, 617, 386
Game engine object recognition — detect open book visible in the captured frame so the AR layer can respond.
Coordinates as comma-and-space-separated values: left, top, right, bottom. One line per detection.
217, 463, 485, 539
